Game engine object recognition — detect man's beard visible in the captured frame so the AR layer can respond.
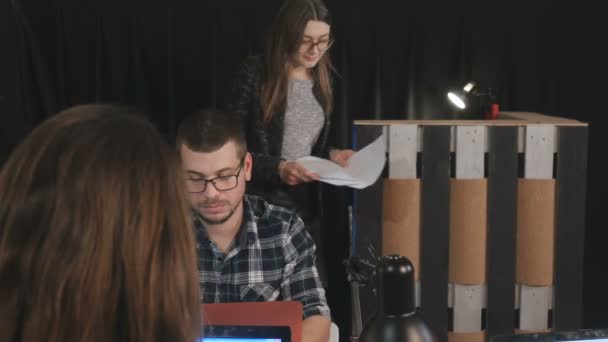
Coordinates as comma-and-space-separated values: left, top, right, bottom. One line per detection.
196, 200, 238, 225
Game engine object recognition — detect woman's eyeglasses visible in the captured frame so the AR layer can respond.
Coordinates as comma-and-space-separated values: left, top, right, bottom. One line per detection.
299, 38, 334, 53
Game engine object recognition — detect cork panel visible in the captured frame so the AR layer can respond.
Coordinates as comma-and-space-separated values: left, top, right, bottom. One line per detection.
383, 178, 421, 280
516, 179, 556, 286
515, 329, 552, 334
449, 179, 487, 284
448, 331, 485, 342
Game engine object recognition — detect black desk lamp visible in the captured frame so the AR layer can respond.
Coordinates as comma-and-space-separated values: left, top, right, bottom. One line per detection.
358, 255, 437, 342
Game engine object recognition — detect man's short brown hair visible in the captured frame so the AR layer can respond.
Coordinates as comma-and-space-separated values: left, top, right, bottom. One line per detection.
176, 108, 246, 157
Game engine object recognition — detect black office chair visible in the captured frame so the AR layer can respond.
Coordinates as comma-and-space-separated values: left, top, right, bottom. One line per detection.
491, 329, 608, 342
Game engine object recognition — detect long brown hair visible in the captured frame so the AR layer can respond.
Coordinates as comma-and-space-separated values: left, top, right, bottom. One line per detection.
261, 0, 334, 124
0, 105, 200, 342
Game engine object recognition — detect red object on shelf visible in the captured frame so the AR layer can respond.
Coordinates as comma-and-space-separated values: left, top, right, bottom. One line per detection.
485, 103, 500, 119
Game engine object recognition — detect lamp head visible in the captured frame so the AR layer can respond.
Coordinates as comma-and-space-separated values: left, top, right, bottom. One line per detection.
447, 81, 476, 110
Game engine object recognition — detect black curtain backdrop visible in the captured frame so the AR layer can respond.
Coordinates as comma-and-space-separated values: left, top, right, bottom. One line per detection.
2, 0, 607, 338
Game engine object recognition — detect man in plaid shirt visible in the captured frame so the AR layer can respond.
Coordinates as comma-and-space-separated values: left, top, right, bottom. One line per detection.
177, 109, 331, 342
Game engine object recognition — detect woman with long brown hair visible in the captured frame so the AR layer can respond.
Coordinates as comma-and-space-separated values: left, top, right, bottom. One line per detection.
0, 105, 201, 342
228, 0, 353, 286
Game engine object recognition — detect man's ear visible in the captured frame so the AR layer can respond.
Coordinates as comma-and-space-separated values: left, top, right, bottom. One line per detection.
244, 152, 252, 181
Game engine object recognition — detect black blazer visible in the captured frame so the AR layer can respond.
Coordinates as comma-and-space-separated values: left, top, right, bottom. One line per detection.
227, 55, 332, 202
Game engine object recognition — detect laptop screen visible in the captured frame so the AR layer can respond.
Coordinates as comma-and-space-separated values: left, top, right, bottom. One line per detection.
200, 325, 291, 342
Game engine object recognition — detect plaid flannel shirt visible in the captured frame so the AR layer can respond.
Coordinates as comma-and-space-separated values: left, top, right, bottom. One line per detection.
194, 195, 330, 319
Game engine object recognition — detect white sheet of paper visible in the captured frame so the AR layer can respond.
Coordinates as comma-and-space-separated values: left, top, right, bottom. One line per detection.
296, 135, 386, 189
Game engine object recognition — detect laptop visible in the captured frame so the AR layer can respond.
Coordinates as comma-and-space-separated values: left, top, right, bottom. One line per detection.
199, 325, 291, 342
490, 329, 608, 342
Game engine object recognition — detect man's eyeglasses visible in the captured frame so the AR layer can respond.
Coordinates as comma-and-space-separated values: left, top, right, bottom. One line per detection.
299, 37, 334, 53
185, 156, 245, 193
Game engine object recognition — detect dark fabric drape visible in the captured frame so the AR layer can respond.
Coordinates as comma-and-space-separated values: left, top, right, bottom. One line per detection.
7, 2, 604, 141
2, 0, 608, 337
0, 0, 25, 162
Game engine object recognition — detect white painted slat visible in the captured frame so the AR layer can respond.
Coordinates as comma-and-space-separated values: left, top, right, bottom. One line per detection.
453, 284, 486, 332
388, 125, 418, 179
518, 124, 557, 331
524, 125, 555, 179
520, 284, 552, 331
455, 126, 485, 179
451, 125, 486, 333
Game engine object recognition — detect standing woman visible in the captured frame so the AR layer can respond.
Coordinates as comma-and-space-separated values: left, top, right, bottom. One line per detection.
228, 0, 353, 285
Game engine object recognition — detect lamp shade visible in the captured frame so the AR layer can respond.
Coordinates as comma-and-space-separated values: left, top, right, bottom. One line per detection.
447, 81, 476, 110
358, 255, 437, 342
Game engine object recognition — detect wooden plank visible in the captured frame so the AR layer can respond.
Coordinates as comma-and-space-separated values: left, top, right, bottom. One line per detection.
353, 112, 587, 127
382, 178, 421, 307
452, 284, 486, 332
519, 285, 552, 331
500, 111, 585, 125
455, 126, 485, 179
352, 124, 385, 328
516, 179, 556, 287
524, 125, 556, 179
386, 124, 419, 306
420, 125, 451, 341
354, 120, 587, 127
517, 125, 556, 331
388, 125, 418, 179
448, 331, 485, 342
486, 126, 518, 337
553, 126, 588, 330
451, 126, 486, 333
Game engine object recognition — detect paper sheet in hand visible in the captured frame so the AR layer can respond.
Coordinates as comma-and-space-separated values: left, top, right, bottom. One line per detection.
296, 135, 386, 189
